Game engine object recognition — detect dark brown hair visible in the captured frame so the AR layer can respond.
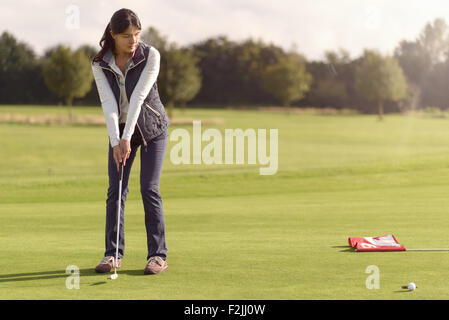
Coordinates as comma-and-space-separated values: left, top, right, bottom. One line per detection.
92, 8, 142, 63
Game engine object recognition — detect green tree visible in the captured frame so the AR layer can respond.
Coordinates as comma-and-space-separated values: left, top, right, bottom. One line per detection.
418, 18, 449, 66
421, 60, 449, 109
142, 26, 169, 52
0, 31, 36, 72
190, 35, 239, 105
42, 46, 93, 120
394, 18, 449, 110
260, 54, 312, 112
174, 48, 202, 114
234, 38, 285, 104
0, 31, 44, 104
76, 44, 97, 60
142, 27, 201, 119
304, 48, 351, 109
160, 44, 201, 119
76, 44, 101, 105
356, 50, 408, 120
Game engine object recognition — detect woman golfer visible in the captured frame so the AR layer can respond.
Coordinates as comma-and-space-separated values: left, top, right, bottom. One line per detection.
91, 8, 170, 275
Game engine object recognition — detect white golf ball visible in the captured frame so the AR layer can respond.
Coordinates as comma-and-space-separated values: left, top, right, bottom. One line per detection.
407, 282, 416, 291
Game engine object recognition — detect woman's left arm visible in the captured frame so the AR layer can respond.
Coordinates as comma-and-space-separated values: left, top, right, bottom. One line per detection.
122, 46, 161, 141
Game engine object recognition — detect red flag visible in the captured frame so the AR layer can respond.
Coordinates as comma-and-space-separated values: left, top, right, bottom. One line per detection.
348, 234, 406, 252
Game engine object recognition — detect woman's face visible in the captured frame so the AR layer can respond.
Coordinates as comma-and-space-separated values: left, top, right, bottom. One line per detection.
110, 25, 141, 55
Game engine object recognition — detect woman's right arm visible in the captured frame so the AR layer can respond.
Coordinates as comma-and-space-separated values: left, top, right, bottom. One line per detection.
91, 63, 121, 148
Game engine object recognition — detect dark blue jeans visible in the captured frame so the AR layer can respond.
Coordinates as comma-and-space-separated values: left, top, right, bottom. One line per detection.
104, 123, 168, 261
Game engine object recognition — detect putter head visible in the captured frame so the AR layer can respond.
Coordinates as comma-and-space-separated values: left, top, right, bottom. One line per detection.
401, 285, 418, 290
108, 273, 118, 280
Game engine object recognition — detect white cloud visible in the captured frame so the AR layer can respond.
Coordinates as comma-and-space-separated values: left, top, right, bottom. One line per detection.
1, 0, 449, 60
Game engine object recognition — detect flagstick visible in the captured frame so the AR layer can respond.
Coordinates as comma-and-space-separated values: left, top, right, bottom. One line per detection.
353, 248, 449, 252
407, 249, 449, 251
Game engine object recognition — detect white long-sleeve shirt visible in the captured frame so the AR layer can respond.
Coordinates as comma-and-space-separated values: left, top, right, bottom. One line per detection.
91, 45, 161, 147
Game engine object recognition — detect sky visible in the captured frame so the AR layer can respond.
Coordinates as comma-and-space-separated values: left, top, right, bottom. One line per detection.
2, 0, 449, 61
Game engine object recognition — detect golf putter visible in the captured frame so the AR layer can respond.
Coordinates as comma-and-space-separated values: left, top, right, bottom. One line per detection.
108, 161, 124, 280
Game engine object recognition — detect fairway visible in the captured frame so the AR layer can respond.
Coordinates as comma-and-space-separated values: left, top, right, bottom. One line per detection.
2, 105, 449, 299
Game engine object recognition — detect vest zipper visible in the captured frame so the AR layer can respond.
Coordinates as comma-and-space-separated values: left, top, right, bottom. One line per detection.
100, 62, 148, 151
144, 102, 161, 118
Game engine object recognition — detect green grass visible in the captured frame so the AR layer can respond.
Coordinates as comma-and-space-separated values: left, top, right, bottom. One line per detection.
2, 104, 449, 299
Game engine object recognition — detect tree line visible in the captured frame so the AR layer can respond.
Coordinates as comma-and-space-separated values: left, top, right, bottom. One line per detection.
1, 18, 449, 119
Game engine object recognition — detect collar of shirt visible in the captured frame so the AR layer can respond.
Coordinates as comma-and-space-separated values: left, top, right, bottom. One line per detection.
108, 50, 135, 77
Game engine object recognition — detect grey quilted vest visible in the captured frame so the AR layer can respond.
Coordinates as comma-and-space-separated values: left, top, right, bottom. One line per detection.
95, 41, 170, 150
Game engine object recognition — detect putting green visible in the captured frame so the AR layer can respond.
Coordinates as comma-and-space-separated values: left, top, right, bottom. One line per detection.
1, 105, 449, 299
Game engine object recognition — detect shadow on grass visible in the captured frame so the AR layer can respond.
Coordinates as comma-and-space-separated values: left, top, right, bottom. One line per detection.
331, 246, 356, 253
90, 281, 108, 286
123, 269, 146, 276
0, 268, 155, 284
